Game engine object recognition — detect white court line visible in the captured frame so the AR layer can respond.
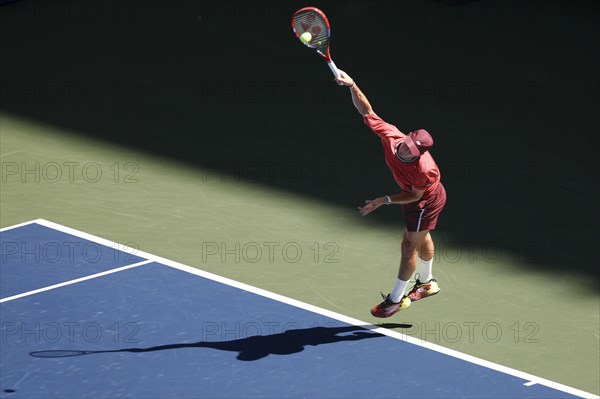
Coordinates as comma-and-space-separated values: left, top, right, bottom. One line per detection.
3, 218, 599, 399
0, 260, 152, 303
0, 220, 40, 233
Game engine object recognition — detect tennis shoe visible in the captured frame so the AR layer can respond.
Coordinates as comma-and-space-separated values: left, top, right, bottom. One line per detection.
407, 275, 440, 301
370, 293, 410, 318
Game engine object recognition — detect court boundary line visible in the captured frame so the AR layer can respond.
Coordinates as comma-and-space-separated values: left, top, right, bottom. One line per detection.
0, 260, 153, 303
2, 219, 597, 399
0, 220, 39, 233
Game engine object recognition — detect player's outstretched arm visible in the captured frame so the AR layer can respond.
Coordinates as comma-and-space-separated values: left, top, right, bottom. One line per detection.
335, 70, 373, 117
358, 189, 425, 216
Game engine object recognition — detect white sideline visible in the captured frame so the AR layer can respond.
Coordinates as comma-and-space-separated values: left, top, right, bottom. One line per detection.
1, 218, 598, 399
0, 219, 39, 233
0, 260, 153, 303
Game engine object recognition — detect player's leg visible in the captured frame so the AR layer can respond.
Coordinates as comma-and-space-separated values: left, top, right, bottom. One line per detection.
370, 229, 428, 318
398, 229, 430, 282
406, 184, 446, 302
370, 184, 446, 317
417, 232, 434, 281
418, 232, 434, 261
408, 231, 441, 301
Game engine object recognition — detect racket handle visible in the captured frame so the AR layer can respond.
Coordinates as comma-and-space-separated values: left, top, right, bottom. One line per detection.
327, 60, 341, 78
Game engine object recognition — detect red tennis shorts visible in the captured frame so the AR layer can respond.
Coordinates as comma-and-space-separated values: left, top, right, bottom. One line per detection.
402, 183, 447, 232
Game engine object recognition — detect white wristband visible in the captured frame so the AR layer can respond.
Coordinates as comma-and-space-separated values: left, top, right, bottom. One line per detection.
385, 195, 392, 205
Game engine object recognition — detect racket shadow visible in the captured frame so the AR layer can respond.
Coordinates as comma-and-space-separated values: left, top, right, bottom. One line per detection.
30, 323, 413, 361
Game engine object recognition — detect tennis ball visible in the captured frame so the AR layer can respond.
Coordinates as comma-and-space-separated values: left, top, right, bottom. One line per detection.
300, 32, 312, 43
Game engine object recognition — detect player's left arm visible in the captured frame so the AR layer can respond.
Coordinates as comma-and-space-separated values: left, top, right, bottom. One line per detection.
335, 70, 373, 117
358, 187, 424, 216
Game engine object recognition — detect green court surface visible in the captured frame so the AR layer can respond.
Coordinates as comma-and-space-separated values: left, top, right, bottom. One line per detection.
1, 0, 599, 396
1, 113, 598, 395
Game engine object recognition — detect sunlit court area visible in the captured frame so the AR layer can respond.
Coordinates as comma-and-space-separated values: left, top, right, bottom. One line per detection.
0, 0, 598, 398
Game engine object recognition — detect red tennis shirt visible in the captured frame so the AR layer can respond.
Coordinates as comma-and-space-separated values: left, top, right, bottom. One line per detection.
364, 113, 441, 199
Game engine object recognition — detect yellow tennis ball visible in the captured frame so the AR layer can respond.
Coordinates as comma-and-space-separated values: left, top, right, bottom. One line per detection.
300, 32, 312, 43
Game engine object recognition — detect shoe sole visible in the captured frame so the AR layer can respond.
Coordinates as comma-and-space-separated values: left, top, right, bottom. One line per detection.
408, 290, 440, 302
370, 301, 411, 318
371, 309, 401, 318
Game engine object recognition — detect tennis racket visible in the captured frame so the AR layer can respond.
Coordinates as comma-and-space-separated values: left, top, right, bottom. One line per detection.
29, 348, 129, 357
30, 349, 102, 357
291, 7, 340, 78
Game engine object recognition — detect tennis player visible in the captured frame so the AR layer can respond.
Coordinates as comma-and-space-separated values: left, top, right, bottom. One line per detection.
334, 70, 447, 318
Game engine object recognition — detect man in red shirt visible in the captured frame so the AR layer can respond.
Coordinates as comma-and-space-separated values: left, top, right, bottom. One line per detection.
334, 70, 447, 318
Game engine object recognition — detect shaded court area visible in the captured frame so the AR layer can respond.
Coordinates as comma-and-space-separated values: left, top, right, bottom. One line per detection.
1, 1, 599, 397
0, 0, 598, 279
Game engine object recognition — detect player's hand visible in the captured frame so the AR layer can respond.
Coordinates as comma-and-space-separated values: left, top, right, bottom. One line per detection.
334, 70, 354, 87
358, 198, 385, 216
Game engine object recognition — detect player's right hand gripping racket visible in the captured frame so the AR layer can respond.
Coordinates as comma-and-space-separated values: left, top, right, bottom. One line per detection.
292, 7, 340, 78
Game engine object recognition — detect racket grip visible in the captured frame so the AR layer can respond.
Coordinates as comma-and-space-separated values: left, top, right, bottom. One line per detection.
327, 60, 341, 78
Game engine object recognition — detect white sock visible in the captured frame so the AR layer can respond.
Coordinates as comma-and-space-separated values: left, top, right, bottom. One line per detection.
389, 278, 408, 303
417, 257, 433, 282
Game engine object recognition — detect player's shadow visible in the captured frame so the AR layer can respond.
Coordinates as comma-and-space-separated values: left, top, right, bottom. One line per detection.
30, 323, 411, 361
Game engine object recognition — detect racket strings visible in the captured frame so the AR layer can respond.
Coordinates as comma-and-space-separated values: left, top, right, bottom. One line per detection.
293, 11, 329, 54
30, 350, 92, 358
